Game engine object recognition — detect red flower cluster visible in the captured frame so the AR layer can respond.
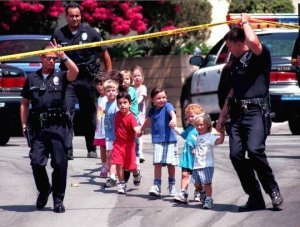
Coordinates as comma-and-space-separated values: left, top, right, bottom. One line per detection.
161, 25, 177, 32
80, 0, 147, 35
47, 1, 65, 18
1, 0, 63, 31
0, 0, 147, 35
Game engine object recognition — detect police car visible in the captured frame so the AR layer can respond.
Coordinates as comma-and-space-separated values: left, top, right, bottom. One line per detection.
0, 35, 83, 144
180, 15, 300, 135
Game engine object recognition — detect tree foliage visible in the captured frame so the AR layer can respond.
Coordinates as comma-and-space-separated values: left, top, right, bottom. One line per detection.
0, 0, 212, 56
139, 0, 212, 55
228, 0, 294, 13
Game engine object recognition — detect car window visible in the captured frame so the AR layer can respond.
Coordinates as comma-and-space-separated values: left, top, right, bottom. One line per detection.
203, 39, 223, 67
0, 39, 49, 62
259, 32, 297, 57
203, 39, 228, 67
216, 44, 229, 64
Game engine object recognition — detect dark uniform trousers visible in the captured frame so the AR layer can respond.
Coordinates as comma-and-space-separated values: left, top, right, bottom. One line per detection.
65, 67, 97, 153
228, 106, 280, 197
30, 123, 69, 203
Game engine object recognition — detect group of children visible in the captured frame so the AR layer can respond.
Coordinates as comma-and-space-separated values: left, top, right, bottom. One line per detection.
92, 65, 225, 209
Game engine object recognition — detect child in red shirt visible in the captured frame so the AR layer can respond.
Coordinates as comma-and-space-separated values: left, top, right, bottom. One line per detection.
110, 92, 142, 194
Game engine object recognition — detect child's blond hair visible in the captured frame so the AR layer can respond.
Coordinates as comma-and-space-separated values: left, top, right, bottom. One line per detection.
103, 79, 119, 90
120, 70, 133, 84
194, 113, 213, 132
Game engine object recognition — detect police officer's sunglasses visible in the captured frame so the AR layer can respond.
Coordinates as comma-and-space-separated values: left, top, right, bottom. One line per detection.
42, 55, 58, 61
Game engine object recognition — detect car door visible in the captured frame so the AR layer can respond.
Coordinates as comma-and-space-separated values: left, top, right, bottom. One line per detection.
190, 40, 229, 117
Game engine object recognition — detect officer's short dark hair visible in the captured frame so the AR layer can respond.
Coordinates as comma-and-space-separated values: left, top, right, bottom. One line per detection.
65, 2, 81, 14
223, 27, 245, 43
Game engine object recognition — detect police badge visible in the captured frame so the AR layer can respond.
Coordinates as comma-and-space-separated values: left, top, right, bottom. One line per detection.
53, 76, 59, 85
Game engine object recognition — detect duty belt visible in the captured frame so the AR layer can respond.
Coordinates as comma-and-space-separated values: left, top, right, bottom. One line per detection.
231, 97, 269, 106
228, 97, 270, 114
30, 107, 68, 125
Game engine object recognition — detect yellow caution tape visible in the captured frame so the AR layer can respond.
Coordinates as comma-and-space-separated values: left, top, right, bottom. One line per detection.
0, 18, 299, 62
0, 20, 239, 62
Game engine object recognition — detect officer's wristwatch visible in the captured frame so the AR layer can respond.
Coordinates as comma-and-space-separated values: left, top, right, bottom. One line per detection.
62, 57, 69, 63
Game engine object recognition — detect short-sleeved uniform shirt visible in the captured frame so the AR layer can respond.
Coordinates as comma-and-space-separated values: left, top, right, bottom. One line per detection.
231, 44, 271, 99
148, 102, 177, 143
51, 23, 106, 71
111, 111, 138, 170
21, 68, 68, 110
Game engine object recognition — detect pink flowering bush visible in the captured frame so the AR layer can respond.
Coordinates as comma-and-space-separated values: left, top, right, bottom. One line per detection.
80, 0, 147, 35
0, 0, 212, 56
0, 0, 64, 34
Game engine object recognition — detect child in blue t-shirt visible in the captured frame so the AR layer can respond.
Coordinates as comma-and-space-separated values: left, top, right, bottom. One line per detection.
103, 79, 119, 187
171, 103, 204, 204
140, 87, 178, 197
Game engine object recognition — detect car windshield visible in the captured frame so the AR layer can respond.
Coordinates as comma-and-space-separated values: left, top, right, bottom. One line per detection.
0, 39, 49, 62
259, 32, 297, 57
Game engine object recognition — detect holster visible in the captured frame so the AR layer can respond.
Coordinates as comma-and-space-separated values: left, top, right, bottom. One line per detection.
228, 96, 272, 135
77, 57, 100, 80
259, 100, 272, 136
24, 127, 32, 147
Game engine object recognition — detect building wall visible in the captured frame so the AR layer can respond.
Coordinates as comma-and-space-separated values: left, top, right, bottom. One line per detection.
112, 55, 197, 127
207, 0, 230, 47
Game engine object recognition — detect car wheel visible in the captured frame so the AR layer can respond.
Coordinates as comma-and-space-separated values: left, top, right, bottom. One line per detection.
288, 117, 300, 135
0, 133, 10, 145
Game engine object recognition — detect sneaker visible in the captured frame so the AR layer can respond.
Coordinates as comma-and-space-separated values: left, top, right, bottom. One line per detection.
194, 190, 201, 202
203, 198, 214, 209
133, 172, 142, 186
149, 184, 161, 197
168, 184, 177, 197
200, 190, 206, 204
117, 183, 126, 194
87, 151, 98, 158
105, 177, 117, 187
100, 166, 108, 178
139, 157, 145, 163
174, 191, 188, 204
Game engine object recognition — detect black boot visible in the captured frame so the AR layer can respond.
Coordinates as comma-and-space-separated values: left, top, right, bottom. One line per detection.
270, 190, 283, 210
68, 149, 74, 160
239, 191, 266, 212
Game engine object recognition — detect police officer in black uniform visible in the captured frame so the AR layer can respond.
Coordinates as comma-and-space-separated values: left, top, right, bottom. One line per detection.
20, 41, 79, 213
51, 2, 112, 159
216, 13, 283, 212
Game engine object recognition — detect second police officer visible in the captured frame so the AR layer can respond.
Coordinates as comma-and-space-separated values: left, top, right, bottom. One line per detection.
51, 2, 112, 160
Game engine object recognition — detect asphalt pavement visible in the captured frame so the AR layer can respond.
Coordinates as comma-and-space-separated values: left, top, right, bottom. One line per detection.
0, 122, 299, 227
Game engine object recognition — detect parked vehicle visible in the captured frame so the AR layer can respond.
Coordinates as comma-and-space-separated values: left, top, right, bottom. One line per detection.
0, 35, 83, 145
180, 29, 300, 134
0, 64, 26, 144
